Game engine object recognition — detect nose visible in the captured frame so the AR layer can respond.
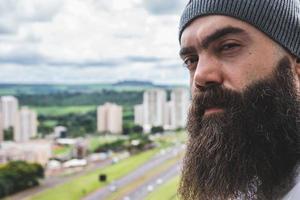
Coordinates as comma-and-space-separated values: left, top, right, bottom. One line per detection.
193, 56, 223, 91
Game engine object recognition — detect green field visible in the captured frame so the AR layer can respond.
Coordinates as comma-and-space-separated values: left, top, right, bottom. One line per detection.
53, 146, 72, 156
88, 135, 121, 152
30, 148, 159, 200
32, 105, 97, 116
146, 176, 180, 200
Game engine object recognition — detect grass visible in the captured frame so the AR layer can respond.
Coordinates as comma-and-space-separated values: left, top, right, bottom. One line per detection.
32, 105, 96, 116
52, 145, 72, 156
106, 154, 181, 200
30, 148, 159, 200
88, 135, 120, 152
146, 176, 180, 200
42, 120, 57, 127
33, 105, 133, 117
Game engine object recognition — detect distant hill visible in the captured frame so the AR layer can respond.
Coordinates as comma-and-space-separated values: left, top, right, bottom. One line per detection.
113, 80, 154, 86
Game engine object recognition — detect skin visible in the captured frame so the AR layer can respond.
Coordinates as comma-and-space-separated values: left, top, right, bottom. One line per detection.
180, 16, 300, 102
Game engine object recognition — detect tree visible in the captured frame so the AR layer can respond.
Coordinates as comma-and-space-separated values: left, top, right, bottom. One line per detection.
122, 122, 133, 135
132, 125, 143, 134
151, 126, 164, 134
0, 161, 44, 198
4, 127, 13, 141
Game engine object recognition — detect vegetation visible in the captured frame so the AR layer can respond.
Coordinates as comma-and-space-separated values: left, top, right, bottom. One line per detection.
38, 110, 97, 137
30, 148, 159, 200
3, 127, 13, 141
122, 122, 142, 135
0, 161, 44, 198
94, 133, 154, 154
151, 126, 164, 134
88, 135, 120, 152
52, 145, 72, 156
32, 105, 96, 116
17, 90, 143, 107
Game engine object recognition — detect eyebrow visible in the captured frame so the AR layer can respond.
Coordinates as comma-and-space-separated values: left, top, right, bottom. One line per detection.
179, 26, 248, 58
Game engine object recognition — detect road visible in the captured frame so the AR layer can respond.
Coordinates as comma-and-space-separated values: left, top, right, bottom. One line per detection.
84, 146, 182, 200
125, 161, 181, 200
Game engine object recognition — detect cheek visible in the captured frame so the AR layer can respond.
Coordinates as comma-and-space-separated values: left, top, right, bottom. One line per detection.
189, 71, 195, 86
242, 69, 260, 86
226, 57, 277, 90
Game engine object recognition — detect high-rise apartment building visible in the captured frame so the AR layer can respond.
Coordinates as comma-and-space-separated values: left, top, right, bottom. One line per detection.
134, 104, 144, 126
14, 107, 37, 142
97, 103, 123, 134
164, 101, 175, 130
0, 96, 19, 130
134, 88, 190, 131
143, 89, 167, 131
0, 113, 3, 142
170, 88, 190, 129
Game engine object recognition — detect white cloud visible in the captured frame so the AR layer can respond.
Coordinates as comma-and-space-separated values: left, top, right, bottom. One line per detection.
0, 0, 61, 34
143, 0, 186, 15
0, 0, 189, 85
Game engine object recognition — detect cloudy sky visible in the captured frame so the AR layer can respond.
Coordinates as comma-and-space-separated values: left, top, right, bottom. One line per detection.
0, 0, 189, 85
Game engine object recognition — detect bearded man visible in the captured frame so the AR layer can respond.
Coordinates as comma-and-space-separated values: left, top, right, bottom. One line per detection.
178, 0, 300, 199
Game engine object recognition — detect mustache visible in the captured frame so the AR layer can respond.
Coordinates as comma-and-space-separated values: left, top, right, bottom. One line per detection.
191, 85, 243, 114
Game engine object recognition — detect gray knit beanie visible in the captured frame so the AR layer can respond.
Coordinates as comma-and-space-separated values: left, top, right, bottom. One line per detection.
179, 0, 300, 58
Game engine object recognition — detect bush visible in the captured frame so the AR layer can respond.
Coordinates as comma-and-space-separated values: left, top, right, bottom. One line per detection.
0, 161, 44, 198
94, 139, 127, 152
3, 127, 13, 141
132, 125, 143, 134
151, 126, 164, 134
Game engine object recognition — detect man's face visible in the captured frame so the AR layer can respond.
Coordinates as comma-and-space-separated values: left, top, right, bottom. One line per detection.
179, 16, 300, 200
180, 15, 300, 98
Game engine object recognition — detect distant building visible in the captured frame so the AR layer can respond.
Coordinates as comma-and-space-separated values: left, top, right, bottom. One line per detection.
169, 88, 190, 129
97, 103, 123, 134
0, 113, 3, 142
0, 96, 19, 130
134, 88, 190, 131
164, 101, 175, 130
143, 89, 167, 131
14, 107, 37, 142
0, 140, 52, 166
134, 104, 144, 126
54, 126, 68, 138
72, 139, 88, 159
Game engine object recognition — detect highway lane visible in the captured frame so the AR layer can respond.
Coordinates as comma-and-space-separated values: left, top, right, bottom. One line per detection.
84, 145, 183, 200
126, 161, 181, 200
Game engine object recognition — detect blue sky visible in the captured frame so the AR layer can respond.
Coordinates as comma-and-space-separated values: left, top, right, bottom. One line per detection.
0, 0, 189, 85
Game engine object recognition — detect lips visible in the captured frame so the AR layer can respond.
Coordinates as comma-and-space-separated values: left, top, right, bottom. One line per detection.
204, 107, 224, 115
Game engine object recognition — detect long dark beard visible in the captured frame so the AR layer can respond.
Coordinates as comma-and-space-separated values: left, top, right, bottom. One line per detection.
179, 57, 300, 200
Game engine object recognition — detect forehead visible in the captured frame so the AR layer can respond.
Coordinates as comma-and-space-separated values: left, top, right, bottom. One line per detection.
180, 15, 261, 47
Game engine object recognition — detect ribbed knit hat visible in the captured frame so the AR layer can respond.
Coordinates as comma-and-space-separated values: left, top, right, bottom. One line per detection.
179, 0, 300, 58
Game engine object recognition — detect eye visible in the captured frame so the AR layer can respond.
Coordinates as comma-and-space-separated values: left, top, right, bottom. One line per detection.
183, 56, 198, 70
219, 43, 241, 51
